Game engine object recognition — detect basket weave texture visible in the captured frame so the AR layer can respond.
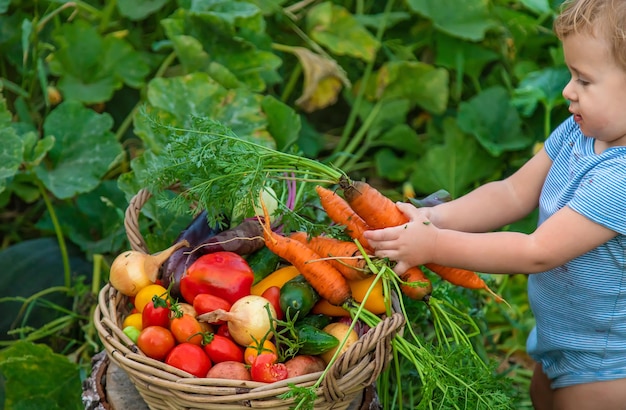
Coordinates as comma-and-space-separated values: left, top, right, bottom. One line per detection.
94, 188, 406, 410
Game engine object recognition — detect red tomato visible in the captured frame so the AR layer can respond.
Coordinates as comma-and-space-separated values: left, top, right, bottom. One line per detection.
261, 286, 284, 320
170, 314, 204, 345
142, 297, 171, 328
165, 343, 212, 378
192, 293, 232, 325
137, 326, 176, 361
250, 353, 288, 383
216, 324, 233, 339
180, 252, 254, 305
203, 334, 244, 364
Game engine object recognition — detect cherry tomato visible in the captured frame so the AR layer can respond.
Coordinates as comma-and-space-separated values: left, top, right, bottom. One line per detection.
122, 312, 143, 330
180, 252, 254, 305
250, 353, 288, 383
170, 314, 204, 345
134, 284, 168, 313
203, 334, 244, 364
261, 286, 284, 320
192, 293, 232, 325
165, 343, 212, 378
137, 326, 175, 361
142, 296, 171, 328
244, 340, 278, 366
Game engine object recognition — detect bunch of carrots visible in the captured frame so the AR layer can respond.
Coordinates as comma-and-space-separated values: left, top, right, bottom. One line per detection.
260, 179, 503, 312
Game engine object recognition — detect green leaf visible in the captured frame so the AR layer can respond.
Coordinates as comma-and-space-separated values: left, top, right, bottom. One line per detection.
117, 0, 169, 20
407, 0, 497, 41
378, 61, 449, 114
0, 238, 91, 340
162, 1, 281, 92
0, 341, 82, 410
35, 181, 129, 256
434, 33, 500, 82
513, 66, 569, 116
306, 2, 380, 62
135, 73, 276, 154
0, 128, 23, 195
262, 95, 301, 151
410, 118, 500, 198
35, 101, 123, 199
374, 148, 413, 182
519, 0, 551, 14
377, 123, 425, 155
0, 0, 9, 14
457, 86, 533, 156
49, 20, 150, 103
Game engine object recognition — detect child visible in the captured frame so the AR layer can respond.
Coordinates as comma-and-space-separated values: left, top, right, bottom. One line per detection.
363, 0, 626, 409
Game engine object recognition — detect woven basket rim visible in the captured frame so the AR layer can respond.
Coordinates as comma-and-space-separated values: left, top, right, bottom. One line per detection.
95, 187, 406, 409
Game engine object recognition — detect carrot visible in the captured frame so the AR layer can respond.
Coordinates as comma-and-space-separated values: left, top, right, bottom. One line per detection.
258, 201, 352, 307
424, 263, 508, 305
340, 180, 407, 229
340, 179, 503, 301
289, 231, 370, 281
315, 185, 372, 250
399, 267, 433, 301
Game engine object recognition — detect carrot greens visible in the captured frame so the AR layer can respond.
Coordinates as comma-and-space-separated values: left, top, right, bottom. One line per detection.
136, 111, 346, 229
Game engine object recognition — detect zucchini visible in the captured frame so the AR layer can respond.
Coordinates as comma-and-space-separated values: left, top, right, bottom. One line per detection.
247, 246, 280, 285
279, 275, 320, 320
296, 323, 339, 355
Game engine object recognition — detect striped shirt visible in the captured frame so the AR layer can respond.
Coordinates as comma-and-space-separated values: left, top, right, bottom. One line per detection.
526, 116, 626, 388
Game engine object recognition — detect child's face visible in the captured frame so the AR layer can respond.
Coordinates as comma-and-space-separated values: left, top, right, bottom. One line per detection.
561, 31, 626, 149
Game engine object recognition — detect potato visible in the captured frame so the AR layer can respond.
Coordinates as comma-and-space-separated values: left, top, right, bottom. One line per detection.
285, 355, 326, 378
320, 322, 359, 364
206, 361, 251, 381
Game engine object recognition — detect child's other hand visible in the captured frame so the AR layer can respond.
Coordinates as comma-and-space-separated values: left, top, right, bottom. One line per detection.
363, 202, 438, 274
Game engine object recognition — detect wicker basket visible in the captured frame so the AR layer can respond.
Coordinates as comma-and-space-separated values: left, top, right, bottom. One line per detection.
94, 188, 406, 410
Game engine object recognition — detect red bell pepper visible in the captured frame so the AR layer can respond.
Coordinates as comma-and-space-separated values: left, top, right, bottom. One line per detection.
180, 251, 254, 305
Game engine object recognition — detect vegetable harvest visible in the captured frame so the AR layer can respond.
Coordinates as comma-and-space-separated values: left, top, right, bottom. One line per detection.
120, 116, 518, 409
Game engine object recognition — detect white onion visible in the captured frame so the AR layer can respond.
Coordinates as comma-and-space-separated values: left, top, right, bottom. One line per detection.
197, 295, 276, 346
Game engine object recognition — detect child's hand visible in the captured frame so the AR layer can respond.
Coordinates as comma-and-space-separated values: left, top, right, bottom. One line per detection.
363, 202, 439, 274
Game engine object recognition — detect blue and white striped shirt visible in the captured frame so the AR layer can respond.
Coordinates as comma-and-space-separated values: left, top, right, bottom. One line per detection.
527, 116, 626, 388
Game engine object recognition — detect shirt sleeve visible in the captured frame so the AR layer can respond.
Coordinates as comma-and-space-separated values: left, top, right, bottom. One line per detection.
568, 158, 626, 235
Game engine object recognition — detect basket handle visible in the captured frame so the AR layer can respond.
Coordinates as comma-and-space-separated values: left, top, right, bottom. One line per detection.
124, 188, 152, 253
322, 308, 405, 402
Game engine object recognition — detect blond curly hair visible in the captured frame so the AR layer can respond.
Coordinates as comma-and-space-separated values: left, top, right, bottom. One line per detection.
554, 0, 626, 69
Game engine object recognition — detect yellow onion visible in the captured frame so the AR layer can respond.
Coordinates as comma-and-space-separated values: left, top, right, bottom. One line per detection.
109, 240, 189, 296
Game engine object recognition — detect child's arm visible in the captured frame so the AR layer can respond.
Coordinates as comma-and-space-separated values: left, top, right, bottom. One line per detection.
428, 148, 553, 232
367, 202, 617, 275
364, 147, 618, 274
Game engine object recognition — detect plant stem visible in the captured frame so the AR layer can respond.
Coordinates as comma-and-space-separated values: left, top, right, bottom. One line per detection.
333, 0, 394, 156
37, 180, 71, 288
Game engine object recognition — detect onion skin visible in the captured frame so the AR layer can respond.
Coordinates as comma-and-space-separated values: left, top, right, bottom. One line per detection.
197, 295, 276, 346
109, 240, 189, 296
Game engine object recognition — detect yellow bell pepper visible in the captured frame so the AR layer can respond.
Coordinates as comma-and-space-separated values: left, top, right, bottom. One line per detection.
250, 265, 300, 296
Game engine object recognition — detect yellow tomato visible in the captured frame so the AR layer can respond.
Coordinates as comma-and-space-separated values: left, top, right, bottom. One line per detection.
244, 340, 278, 365
122, 312, 143, 330
133, 284, 168, 313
